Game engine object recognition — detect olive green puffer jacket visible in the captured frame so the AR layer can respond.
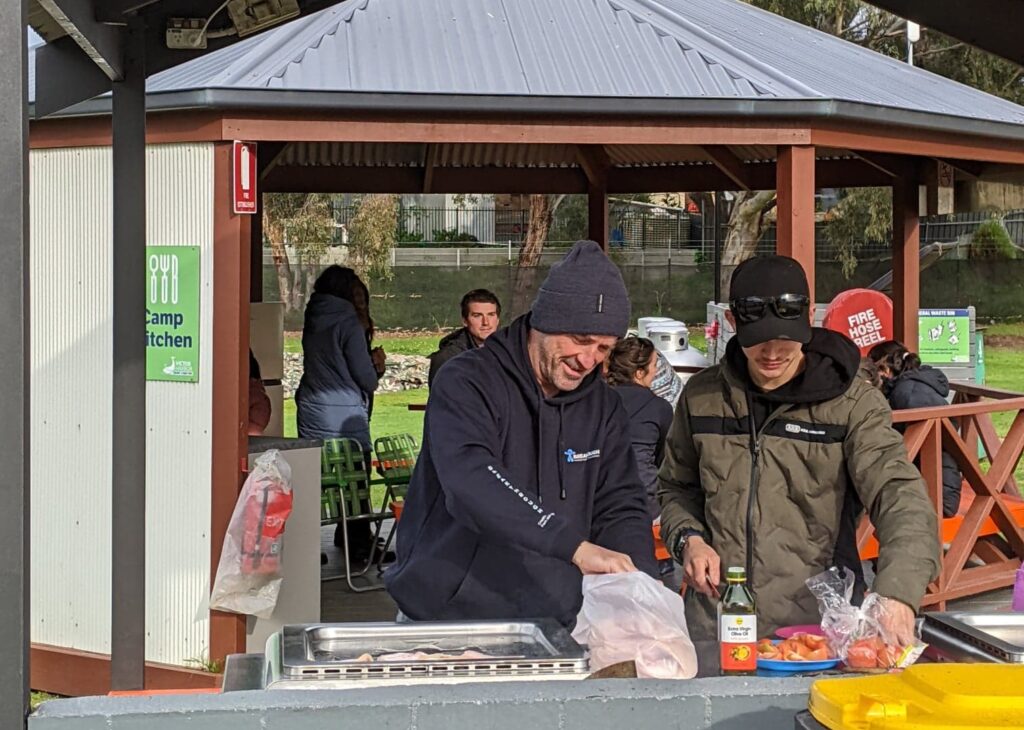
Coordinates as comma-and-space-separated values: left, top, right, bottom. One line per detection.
658, 331, 940, 641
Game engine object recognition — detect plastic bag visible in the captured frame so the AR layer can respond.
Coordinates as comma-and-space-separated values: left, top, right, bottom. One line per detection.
572, 572, 698, 679
805, 567, 925, 671
210, 450, 294, 619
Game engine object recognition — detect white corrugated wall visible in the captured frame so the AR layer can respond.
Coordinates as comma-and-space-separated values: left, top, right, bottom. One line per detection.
31, 143, 216, 666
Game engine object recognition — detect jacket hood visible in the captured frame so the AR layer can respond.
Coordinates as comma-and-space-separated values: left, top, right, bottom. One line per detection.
484, 314, 604, 408
305, 291, 360, 327
725, 327, 861, 404
892, 366, 950, 399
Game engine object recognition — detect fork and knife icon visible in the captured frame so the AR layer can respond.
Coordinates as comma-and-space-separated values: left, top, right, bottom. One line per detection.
148, 254, 180, 305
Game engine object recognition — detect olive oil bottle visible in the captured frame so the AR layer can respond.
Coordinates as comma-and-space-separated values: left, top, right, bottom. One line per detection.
718, 566, 757, 675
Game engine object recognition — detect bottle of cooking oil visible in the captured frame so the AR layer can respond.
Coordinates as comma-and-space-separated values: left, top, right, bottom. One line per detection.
718, 566, 757, 675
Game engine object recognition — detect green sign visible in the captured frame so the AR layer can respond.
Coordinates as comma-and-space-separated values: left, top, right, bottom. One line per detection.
918, 309, 970, 365
146, 246, 201, 382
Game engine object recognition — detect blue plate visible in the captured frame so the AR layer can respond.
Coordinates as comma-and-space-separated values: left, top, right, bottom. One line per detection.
756, 640, 840, 674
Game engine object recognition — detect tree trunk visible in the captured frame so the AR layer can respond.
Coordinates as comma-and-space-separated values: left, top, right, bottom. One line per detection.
512, 194, 565, 315
264, 220, 296, 311
719, 190, 777, 299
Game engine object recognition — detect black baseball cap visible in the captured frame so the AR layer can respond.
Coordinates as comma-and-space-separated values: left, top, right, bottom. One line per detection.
729, 255, 812, 347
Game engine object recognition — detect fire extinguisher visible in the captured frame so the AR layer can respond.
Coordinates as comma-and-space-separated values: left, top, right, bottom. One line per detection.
240, 472, 293, 576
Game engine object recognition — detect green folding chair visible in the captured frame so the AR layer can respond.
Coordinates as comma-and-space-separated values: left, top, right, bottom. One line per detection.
320, 437, 385, 592
372, 433, 420, 567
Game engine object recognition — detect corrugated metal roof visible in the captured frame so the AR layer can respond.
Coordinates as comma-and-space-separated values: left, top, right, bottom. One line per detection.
27, 0, 1024, 136
130, 0, 1024, 127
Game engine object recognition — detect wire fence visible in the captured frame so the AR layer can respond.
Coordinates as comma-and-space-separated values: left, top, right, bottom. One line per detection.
328, 204, 1024, 261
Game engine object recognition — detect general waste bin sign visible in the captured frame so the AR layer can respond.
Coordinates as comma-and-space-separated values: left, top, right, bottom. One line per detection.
822, 289, 893, 356
146, 246, 200, 382
919, 309, 970, 364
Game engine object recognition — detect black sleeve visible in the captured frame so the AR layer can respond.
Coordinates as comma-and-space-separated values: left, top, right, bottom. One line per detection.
652, 398, 674, 468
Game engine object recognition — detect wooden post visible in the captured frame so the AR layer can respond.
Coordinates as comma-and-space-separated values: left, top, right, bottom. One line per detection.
775, 145, 816, 300
209, 142, 251, 663
893, 176, 920, 347
588, 181, 608, 250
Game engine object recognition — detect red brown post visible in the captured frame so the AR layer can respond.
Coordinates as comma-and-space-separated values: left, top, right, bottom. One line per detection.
588, 182, 608, 250
775, 145, 816, 300
893, 176, 920, 347
209, 142, 251, 663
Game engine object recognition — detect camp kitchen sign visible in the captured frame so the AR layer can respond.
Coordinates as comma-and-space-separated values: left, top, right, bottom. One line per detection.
146, 246, 200, 383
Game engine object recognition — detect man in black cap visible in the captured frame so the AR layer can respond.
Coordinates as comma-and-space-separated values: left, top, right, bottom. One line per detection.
658, 255, 939, 645
385, 241, 657, 626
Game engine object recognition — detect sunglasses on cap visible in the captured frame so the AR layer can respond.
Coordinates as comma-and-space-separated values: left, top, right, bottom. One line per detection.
729, 294, 810, 324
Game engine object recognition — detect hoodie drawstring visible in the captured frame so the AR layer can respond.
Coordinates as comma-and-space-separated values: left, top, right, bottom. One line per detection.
557, 403, 567, 500
536, 393, 544, 505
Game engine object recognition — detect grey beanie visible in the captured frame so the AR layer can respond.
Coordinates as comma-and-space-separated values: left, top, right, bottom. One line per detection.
530, 240, 630, 337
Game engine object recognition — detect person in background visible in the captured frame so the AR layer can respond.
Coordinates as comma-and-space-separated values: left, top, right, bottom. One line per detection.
658, 255, 939, 643
248, 349, 272, 436
296, 265, 387, 562
650, 350, 684, 408
868, 340, 963, 518
605, 337, 675, 586
385, 241, 657, 626
428, 289, 501, 386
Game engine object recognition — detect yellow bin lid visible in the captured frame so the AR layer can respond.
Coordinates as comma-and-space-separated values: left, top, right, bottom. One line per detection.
809, 664, 1024, 729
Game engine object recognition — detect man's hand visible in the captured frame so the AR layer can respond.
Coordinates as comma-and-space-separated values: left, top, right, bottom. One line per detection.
878, 597, 917, 646
572, 541, 637, 575
681, 536, 721, 597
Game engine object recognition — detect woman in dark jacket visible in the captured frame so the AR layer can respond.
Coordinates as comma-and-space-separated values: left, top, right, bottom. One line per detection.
296, 266, 386, 558
606, 337, 675, 582
868, 340, 962, 517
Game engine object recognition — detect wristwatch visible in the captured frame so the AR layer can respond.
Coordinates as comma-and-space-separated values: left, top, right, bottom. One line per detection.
670, 529, 706, 561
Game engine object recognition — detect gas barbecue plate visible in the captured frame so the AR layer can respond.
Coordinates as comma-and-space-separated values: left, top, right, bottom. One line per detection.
277, 620, 588, 681
924, 612, 1024, 663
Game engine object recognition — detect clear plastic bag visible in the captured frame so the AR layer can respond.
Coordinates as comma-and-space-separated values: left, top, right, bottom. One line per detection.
805, 567, 925, 671
210, 450, 294, 619
572, 572, 698, 679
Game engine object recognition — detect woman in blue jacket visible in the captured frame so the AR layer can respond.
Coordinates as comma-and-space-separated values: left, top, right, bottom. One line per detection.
605, 337, 675, 585
296, 265, 386, 559
868, 340, 962, 517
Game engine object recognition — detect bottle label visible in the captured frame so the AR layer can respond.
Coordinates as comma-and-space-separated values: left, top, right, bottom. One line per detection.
720, 612, 757, 672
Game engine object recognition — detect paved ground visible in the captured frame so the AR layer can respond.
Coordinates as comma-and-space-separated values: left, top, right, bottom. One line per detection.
319, 524, 1015, 623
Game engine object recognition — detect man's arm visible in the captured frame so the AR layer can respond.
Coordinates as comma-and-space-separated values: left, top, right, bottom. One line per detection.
427, 361, 587, 562
589, 400, 658, 577
844, 386, 941, 611
657, 392, 709, 550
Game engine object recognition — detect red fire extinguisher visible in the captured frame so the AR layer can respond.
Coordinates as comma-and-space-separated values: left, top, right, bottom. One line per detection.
240, 471, 293, 576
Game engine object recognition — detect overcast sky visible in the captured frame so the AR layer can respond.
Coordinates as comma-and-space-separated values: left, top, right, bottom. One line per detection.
28, 28, 43, 47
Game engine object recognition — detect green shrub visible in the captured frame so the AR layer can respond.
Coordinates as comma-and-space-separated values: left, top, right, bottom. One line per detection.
969, 218, 1017, 260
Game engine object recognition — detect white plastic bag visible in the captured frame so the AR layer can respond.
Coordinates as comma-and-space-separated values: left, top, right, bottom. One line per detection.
572, 572, 698, 679
210, 450, 293, 619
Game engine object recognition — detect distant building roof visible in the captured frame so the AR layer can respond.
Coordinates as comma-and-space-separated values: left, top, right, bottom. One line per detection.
30, 0, 1024, 140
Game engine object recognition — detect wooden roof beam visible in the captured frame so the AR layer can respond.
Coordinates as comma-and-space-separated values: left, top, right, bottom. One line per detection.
853, 151, 922, 181
700, 145, 752, 191
422, 144, 439, 194
576, 144, 611, 187
937, 158, 986, 180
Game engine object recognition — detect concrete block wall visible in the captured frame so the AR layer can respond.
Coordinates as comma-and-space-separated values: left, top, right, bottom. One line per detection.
30, 676, 816, 730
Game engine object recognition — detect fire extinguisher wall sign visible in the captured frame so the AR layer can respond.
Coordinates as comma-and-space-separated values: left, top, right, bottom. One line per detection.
232, 140, 258, 215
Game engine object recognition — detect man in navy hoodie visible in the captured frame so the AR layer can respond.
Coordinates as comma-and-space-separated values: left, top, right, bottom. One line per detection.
385, 241, 657, 627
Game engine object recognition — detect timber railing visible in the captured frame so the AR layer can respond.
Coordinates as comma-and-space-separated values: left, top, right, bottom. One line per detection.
858, 382, 1024, 609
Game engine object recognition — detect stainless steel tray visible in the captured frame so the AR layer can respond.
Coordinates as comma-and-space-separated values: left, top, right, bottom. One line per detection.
276, 620, 588, 681
924, 612, 1024, 663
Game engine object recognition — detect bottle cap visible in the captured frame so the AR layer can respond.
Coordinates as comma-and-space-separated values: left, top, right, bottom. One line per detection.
726, 566, 746, 581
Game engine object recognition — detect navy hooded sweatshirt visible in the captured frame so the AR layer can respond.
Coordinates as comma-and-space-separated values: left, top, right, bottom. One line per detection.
295, 292, 379, 450
384, 314, 658, 626
886, 366, 962, 517
612, 383, 673, 520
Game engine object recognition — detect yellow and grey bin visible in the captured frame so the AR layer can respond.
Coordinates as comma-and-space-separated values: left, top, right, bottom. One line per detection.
794, 664, 1024, 729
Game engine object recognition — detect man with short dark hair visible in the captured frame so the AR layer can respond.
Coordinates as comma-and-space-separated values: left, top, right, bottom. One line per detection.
427, 288, 501, 386
386, 241, 656, 626
658, 255, 940, 645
